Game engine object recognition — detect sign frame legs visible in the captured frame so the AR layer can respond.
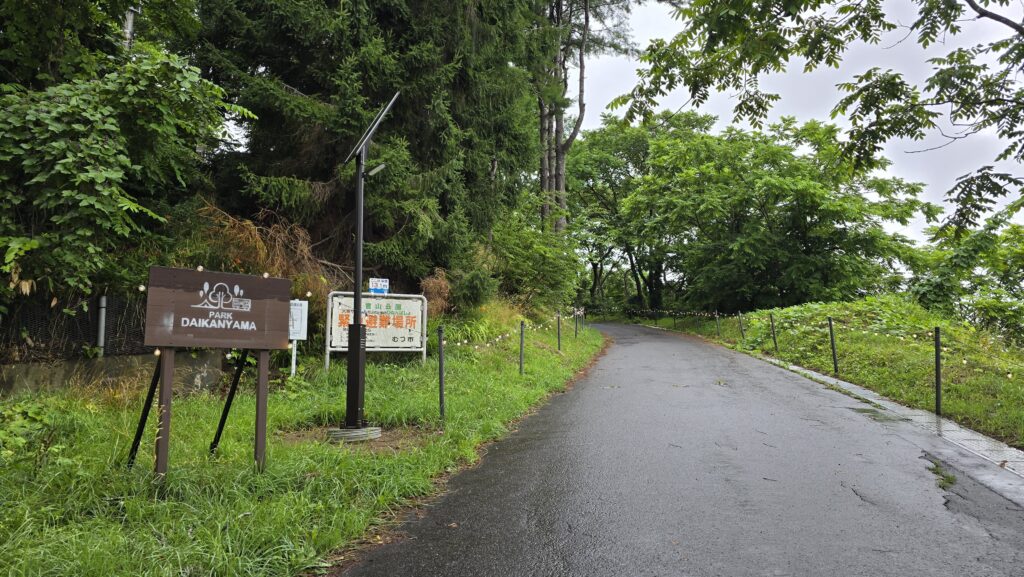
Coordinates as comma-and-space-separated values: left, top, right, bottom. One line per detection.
127, 356, 161, 470
255, 350, 270, 471
210, 350, 249, 455
290, 340, 298, 376
155, 348, 175, 478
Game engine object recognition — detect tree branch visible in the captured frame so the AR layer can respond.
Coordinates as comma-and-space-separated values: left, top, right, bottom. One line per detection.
962, 0, 1024, 35
562, 0, 589, 154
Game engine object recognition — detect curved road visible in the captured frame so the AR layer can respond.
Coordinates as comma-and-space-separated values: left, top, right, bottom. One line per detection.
343, 323, 1024, 577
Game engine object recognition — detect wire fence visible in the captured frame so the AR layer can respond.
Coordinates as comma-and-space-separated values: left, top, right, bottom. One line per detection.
589, 306, 1024, 449
0, 293, 150, 364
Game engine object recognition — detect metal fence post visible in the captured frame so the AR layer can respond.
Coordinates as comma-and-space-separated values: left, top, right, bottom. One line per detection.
715, 312, 721, 338
935, 327, 942, 417
828, 316, 838, 375
438, 325, 445, 422
769, 313, 779, 354
738, 314, 746, 341
557, 313, 562, 351
574, 311, 578, 338
96, 295, 107, 357
519, 320, 525, 375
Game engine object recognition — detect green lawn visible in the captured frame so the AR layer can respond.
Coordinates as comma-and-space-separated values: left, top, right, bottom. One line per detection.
624, 295, 1024, 449
0, 306, 604, 576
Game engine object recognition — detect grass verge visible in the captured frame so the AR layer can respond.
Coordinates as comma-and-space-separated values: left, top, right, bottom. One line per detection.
0, 304, 604, 576
605, 294, 1024, 449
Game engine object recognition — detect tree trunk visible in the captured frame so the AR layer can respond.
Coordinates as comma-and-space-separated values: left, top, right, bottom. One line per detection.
539, 100, 550, 227
625, 249, 647, 308
554, 102, 567, 232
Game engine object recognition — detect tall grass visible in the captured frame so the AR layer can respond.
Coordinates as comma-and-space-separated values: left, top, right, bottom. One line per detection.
0, 305, 603, 576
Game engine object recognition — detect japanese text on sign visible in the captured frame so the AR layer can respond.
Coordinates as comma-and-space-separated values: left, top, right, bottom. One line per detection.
328, 293, 426, 351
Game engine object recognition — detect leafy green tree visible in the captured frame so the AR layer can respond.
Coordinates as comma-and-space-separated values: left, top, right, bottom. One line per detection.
633, 118, 938, 311
910, 200, 1024, 338
490, 205, 580, 309
570, 113, 939, 312
617, 0, 1024, 229
0, 3, 238, 308
568, 112, 714, 308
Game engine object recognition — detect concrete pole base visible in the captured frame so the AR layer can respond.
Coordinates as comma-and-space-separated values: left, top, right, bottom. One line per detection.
326, 426, 382, 443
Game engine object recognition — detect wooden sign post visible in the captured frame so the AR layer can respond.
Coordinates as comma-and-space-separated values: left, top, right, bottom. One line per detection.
140, 266, 290, 477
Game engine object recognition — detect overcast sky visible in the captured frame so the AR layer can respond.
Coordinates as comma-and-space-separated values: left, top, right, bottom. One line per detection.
581, 0, 1020, 241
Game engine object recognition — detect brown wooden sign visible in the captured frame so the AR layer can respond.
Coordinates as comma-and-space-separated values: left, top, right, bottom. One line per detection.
144, 266, 291, 350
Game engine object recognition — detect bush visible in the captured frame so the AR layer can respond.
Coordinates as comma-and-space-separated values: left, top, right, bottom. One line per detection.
490, 209, 578, 310
420, 268, 451, 315
450, 268, 497, 312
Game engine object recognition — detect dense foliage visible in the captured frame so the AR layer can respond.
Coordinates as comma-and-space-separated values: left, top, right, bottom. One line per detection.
0, 3, 234, 310
0, 1, 618, 323
619, 0, 1024, 230
569, 113, 938, 312
910, 200, 1024, 340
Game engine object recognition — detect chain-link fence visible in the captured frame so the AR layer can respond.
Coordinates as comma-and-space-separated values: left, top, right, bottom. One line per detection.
1, 293, 149, 365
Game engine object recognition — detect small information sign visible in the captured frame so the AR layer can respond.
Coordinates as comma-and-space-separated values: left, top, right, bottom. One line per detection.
289, 300, 309, 341
369, 278, 389, 295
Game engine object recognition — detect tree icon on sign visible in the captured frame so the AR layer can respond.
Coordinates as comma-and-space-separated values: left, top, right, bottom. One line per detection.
194, 282, 234, 309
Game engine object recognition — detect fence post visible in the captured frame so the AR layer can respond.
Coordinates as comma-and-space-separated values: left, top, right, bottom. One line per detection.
672, 312, 676, 329
935, 327, 942, 417
769, 313, 779, 354
828, 316, 838, 375
557, 313, 561, 351
738, 314, 746, 341
438, 326, 445, 422
715, 312, 721, 338
519, 320, 525, 375
574, 311, 578, 338
96, 295, 107, 358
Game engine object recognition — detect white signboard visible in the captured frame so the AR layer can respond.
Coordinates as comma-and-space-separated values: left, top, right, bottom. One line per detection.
369, 278, 389, 295
289, 300, 309, 341
324, 292, 427, 367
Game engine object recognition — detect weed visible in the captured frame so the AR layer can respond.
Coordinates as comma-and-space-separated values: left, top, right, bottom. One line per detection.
929, 461, 957, 490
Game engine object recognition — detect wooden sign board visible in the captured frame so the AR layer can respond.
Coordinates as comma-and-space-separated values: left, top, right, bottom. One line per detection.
144, 267, 291, 350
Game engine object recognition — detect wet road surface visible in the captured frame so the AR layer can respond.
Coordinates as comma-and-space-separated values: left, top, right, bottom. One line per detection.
343, 323, 1024, 577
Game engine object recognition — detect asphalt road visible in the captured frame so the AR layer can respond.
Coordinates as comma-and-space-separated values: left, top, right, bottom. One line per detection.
343, 323, 1024, 577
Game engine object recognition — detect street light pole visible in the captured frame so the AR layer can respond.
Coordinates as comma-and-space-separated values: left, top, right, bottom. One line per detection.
339, 92, 399, 431
346, 142, 368, 428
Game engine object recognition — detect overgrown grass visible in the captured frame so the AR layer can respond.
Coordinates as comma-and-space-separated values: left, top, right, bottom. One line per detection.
619, 294, 1024, 449
0, 303, 603, 576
